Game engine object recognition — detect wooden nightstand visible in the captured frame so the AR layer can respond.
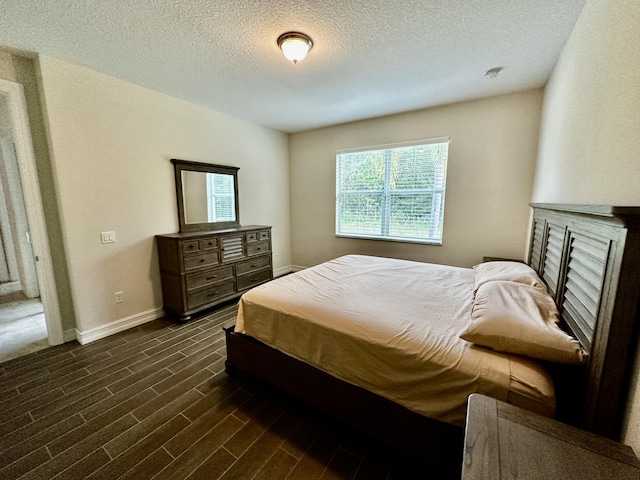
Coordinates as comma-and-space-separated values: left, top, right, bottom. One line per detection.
462, 394, 640, 479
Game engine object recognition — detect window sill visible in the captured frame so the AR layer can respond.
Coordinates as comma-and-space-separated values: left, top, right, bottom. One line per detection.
335, 233, 442, 246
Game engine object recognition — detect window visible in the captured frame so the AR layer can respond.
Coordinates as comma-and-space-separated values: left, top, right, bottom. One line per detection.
206, 172, 236, 222
335, 138, 449, 244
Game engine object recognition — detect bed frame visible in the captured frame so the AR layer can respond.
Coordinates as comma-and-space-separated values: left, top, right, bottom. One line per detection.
527, 204, 640, 437
224, 204, 640, 470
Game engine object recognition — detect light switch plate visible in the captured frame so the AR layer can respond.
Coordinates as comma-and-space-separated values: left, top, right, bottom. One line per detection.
101, 231, 116, 244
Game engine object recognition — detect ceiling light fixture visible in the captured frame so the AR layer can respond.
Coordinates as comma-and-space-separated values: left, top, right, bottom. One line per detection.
277, 32, 313, 64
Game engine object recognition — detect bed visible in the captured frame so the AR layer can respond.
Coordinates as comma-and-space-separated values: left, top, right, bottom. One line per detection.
234, 254, 559, 425
224, 204, 640, 470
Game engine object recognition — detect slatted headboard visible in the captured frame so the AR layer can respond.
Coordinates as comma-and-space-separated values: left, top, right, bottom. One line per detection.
528, 204, 640, 439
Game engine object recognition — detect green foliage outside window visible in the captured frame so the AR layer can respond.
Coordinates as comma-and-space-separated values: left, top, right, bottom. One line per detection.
336, 140, 448, 244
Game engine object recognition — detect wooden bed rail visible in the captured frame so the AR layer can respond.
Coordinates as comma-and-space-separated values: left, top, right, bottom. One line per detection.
224, 325, 463, 477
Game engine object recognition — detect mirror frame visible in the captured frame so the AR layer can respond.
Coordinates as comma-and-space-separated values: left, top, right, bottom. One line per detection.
172, 158, 240, 232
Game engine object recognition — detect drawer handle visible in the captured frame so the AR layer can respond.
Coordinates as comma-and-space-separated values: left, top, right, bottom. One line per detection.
199, 259, 206, 263
208, 291, 219, 296
206, 275, 218, 280
188, 245, 195, 249
256, 247, 261, 251
250, 264, 258, 268
251, 277, 258, 281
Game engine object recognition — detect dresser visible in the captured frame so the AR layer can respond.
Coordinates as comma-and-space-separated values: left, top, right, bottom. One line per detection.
462, 394, 640, 479
156, 225, 272, 321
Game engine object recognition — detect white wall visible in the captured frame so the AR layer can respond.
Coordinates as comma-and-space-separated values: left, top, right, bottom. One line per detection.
289, 90, 543, 269
530, 0, 640, 453
532, 1, 640, 205
38, 57, 291, 336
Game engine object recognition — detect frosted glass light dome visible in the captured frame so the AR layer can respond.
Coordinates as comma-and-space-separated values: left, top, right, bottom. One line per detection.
277, 32, 313, 64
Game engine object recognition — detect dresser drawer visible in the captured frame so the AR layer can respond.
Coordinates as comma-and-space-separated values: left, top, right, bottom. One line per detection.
236, 255, 271, 275
237, 268, 272, 290
183, 251, 220, 271
187, 281, 235, 309
185, 265, 234, 291
247, 241, 269, 256
246, 230, 270, 243
182, 239, 201, 254
201, 237, 218, 250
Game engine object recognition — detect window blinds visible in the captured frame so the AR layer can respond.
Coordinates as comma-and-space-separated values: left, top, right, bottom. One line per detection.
336, 139, 449, 244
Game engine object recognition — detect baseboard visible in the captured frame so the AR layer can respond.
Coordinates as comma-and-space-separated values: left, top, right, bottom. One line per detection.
75, 307, 166, 345
274, 265, 296, 277
72, 266, 304, 345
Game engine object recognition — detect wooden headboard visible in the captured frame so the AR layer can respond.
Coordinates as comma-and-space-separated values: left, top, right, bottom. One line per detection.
528, 204, 640, 439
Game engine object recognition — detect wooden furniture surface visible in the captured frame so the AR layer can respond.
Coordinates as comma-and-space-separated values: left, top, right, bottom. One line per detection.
462, 393, 640, 479
527, 204, 640, 438
224, 325, 463, 478
157, 225, 272, 320
171, 159, 241, 232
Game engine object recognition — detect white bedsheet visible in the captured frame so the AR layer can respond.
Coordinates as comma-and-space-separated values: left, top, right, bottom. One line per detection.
236, 254, 555, 426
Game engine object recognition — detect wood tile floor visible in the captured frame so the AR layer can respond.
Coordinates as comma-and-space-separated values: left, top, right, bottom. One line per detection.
0, 302, 458, 479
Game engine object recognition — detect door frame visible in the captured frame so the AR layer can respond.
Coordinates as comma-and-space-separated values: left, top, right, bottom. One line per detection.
0, 78, 63, 345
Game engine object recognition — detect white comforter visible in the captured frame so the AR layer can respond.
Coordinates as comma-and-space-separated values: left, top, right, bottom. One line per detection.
236, 254, 555, 426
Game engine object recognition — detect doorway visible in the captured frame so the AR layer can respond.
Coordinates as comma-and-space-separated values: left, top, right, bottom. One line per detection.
0, 94, 47, 361
0, 78, 63, 361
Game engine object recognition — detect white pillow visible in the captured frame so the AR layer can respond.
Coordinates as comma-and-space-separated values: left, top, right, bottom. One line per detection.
459, 281, 587, 365
473, 261, 546, 293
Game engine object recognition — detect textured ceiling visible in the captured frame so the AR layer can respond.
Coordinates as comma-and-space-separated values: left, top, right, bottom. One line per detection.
0, 1, 586, 133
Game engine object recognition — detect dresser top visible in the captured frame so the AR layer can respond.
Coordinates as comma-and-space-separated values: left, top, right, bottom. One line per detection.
157, 225, 271, 239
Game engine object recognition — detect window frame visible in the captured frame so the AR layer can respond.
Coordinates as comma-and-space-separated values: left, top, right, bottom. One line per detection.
206, 172, 236, 223
335, 137, 449, 245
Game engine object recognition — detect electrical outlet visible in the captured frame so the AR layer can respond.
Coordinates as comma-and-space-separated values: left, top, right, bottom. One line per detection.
101, 231, 116, 244
114, 291, 124, 303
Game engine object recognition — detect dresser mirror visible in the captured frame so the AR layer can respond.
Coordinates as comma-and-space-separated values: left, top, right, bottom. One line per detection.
172, 159, 240, 232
